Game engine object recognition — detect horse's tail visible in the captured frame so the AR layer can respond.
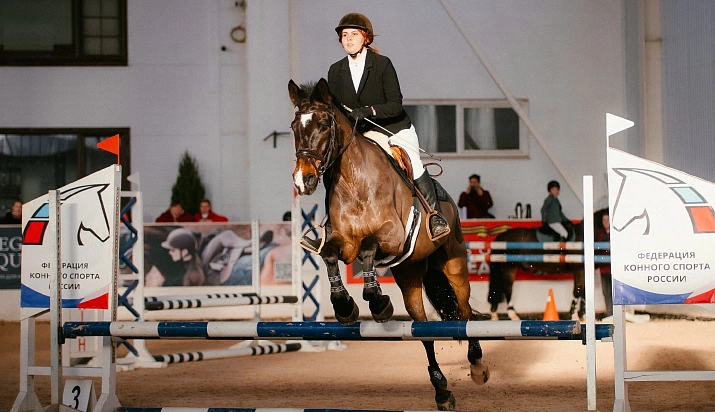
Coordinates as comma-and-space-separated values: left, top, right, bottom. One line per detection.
423, 266, 460, 321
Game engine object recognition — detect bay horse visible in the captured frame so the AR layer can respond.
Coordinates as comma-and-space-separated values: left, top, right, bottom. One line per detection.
289, 78, 488, 411
488, 219, 598, 321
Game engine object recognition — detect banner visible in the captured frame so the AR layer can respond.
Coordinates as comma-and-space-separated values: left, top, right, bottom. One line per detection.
0, 225, 22, 289
132, 221, 292, 287
607, 147, 715, 304
20, 165, 120, 309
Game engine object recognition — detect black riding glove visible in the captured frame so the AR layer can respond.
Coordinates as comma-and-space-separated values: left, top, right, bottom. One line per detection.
348, 106, 373, 122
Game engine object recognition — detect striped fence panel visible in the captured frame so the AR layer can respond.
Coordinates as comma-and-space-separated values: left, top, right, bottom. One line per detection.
145, 295, 298, 311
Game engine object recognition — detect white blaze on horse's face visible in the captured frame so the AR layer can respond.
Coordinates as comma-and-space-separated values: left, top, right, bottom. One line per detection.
300, 113, 313, 128
293, 169, 306, 194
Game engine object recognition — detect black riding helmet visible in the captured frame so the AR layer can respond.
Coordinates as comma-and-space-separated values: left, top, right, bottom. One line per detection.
335, 12, 374, 38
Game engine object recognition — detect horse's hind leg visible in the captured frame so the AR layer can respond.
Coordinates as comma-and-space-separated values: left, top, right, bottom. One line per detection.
502, 265, 521, 320
320, 238, 359, 325
569, 268, 586, 321
358, 237, 393, 322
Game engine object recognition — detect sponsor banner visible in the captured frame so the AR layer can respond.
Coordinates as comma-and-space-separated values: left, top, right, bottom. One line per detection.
134, 221, 292, 287
608, 147, 715, 304
0, 225, 22, 289
347, 219, 578, 284
20, 165, 120, 309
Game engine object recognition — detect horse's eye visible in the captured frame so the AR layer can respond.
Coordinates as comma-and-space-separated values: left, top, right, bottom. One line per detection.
320, 123, 330, 132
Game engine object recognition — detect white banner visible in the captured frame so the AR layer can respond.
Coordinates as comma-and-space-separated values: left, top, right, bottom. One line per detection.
607, 148, 715, 304
20, 165, 120, 309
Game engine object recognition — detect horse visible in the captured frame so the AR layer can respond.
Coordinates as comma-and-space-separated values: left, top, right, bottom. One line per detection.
289, 78, 488, 411
487, 221, 588, 321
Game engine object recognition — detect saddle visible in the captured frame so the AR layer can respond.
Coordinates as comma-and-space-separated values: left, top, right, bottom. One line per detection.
537, 222, 576, 242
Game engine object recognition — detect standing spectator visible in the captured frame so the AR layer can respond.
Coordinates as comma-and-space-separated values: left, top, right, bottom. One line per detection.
155, 200, 194, 223
0, 199, 22, 224
194, 198, 228, 222
595, 209, 612, 319
458, 174, 494, 218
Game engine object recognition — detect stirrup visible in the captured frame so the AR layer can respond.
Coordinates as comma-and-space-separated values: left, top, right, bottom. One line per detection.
426, 210, 450, 242
300, 225, 327, 254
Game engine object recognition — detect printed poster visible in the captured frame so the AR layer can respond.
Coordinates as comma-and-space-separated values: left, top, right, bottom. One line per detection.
129, 221, 292, 287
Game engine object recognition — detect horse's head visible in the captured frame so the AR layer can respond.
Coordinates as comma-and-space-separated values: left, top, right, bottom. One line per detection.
289, 78, 343, 196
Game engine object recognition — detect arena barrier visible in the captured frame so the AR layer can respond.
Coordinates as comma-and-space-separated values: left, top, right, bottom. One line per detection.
118, 408, 425, 412
63, 320, 612, 341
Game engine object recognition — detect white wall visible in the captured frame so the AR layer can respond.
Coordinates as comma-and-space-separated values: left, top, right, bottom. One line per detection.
0, 0, 626, 222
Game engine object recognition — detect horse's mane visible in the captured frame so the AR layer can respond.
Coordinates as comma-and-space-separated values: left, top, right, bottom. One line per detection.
296, 81, 349, 118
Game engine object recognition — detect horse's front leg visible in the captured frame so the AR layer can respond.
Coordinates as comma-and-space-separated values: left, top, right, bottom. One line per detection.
569, 268, 586, 321
359, 237, 393, 322
321, 238, 359, 325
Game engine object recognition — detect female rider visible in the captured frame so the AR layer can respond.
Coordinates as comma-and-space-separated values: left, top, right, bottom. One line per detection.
301, 12, 449, 253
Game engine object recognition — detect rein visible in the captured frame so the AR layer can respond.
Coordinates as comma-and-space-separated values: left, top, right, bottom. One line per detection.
294, 106, 356, 177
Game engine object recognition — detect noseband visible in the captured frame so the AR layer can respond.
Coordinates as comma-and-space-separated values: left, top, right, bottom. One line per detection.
294, 106, 355, 177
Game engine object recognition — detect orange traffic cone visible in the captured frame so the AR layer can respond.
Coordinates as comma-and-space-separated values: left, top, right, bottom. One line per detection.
542, 288, 560, 321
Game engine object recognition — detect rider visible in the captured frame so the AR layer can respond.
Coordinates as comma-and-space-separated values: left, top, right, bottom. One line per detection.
540, 180, 572, 241
301, 12, 449, 253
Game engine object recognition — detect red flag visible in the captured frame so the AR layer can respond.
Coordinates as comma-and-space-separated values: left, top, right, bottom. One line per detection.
97, 134, 120, 164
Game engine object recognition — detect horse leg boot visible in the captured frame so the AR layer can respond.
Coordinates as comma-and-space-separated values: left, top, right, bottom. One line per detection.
359, 238, 393, 322
321, 242, 359, 325
414, 173, 450, 241
423, 341, 456, 411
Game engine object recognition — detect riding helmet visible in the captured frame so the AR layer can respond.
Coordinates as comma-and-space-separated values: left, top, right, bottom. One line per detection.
335, 13, 373, 37
161, 228, 197, 252
547, 180, 560, 191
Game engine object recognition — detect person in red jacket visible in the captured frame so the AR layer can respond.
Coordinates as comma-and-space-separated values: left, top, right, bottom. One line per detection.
195, 198, 228, 222
458, 174, 494, 219
155, 201, 194, 223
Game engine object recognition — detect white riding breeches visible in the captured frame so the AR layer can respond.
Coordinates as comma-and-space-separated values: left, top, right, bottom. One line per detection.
364, 125, 424, 179
549, 222, 568, 238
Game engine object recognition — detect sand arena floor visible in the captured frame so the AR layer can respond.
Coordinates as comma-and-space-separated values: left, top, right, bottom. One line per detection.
2, 318, 715, 412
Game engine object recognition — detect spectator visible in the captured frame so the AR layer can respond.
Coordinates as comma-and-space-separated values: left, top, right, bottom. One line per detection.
0, 199, 22, 224
155, 201, 194, 223
195, 198, 228, 222
595, 209, 612, 319
458, 174, 494, 218
540, 180, 573, 241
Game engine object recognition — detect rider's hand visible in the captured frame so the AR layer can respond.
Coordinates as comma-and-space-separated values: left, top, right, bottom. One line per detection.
349, 106, 373, 122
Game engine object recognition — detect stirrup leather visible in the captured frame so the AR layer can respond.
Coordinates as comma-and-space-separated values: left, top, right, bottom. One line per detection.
300, 225, 327, 254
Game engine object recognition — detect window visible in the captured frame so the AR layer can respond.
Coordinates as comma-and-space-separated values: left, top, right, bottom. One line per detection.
0, 129, 130, 216
404, 100, 529, 158
0, 0, 127, 66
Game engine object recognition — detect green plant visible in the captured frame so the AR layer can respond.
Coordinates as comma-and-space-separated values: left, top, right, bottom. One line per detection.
171, 151, 206, 215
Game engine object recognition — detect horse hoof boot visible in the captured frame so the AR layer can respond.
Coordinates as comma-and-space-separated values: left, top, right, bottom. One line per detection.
470, 360, 490, 385
436, 393, 456, 411
334, 297, 359, 326
370, 295, 394, 323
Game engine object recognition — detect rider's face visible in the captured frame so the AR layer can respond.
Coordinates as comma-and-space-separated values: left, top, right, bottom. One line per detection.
341, 29, 365, 56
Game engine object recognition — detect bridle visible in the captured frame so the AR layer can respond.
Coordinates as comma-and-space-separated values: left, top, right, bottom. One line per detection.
293, 105, 356, 177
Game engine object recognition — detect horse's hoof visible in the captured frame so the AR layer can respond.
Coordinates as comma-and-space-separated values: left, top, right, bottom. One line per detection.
436, 392, 456, 411
507, 308, 521, 320
470, 360, 490, 385
489, 311, 499, 321
472, 310, 493, 321
370, 295, 393, 323
335, 297, 359, 325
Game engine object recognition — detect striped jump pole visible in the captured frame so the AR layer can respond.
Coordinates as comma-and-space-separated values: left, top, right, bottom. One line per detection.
152, 342, 302, 364
466, 241, 610, 250
144, 295, 298, 311
62, 320, 605, 341
468, 254, 611, 263
145, 292, 265, 303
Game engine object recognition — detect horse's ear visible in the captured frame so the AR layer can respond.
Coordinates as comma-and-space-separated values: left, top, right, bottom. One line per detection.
288, 79, 302, 106
314, 78, 332, 105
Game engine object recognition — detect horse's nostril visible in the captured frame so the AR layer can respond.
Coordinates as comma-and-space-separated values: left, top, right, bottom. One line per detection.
305, 174, 317, 187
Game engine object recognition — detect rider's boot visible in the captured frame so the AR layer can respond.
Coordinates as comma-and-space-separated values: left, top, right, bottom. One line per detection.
300, 218, 331, 254
414, 173, 450, 241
